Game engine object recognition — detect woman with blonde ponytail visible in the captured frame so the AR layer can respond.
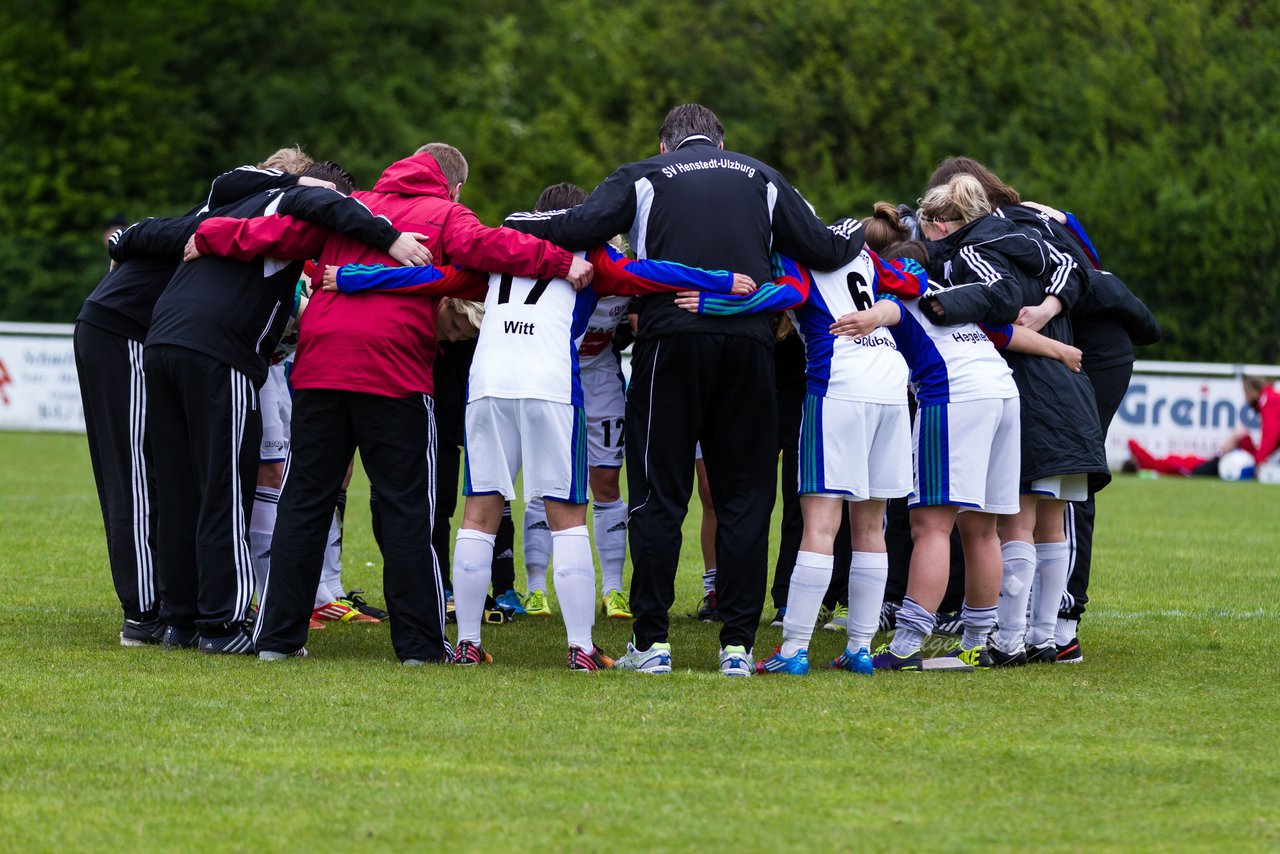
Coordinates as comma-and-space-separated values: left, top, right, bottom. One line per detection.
917, 172, 1110, 667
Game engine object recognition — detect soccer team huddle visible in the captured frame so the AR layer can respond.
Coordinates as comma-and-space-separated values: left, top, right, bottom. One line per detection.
77, 103, 1159, 675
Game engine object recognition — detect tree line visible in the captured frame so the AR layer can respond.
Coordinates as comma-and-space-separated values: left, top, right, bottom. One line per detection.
3, 0, 1276, 363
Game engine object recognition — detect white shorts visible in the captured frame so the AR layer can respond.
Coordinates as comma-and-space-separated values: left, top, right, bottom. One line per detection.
583, 364, 625, 469
909, 397, 1021, 515
1029, 473, 1089, 502
799, 396, 912, 500
463, 396, 588, 503
259, 363, 291, 462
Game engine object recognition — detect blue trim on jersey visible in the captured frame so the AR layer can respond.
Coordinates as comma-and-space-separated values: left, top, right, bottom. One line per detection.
915, 404, 952, 506
545, 405, 590, 504
568, 287, 599, 407
884, 310, 952, 406
799, 394, 827, 494
335, 263, 448, 293
608, 247, 736, 294
794, 288, 836, 397
697, 281, 805, 315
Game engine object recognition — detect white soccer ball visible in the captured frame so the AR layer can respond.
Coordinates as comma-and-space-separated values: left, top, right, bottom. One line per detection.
1218, 448, 1256, 482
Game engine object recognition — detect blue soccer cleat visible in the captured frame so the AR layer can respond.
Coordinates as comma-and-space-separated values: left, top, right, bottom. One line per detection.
494, 589, 527, 615
755, 645, 809, 675
829, 646, 875, 676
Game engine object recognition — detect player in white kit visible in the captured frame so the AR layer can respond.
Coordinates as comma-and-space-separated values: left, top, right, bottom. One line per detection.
522, 291, 633, 619
336, 184, 753, 669
675, 232, 1079, 672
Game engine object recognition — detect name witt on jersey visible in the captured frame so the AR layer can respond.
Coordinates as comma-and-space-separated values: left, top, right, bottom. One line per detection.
504, 320, 535, 335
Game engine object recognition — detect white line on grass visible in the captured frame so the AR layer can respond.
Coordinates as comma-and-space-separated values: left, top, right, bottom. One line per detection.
1091, 608, 1278, 621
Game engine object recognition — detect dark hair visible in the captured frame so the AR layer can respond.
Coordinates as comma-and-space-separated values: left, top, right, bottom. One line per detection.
535, 182, 588, 213
861, 202, 911, 254
658, 103, 724, 150
882, 240, 929, 266
102, 214, 128, 231
927, 156, 1021, 207
302, 161, 357, 195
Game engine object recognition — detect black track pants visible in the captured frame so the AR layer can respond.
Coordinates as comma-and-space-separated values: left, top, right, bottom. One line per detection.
144, 344, 259, 635
255, 390, 447, 661
627, 334, 777, 651
75, 322, 158, 621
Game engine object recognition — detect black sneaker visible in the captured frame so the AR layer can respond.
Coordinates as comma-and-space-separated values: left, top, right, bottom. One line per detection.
162, 625, 199, 649
1025, 642, 1057, 664
483, 594, 515, 624
989, 645, 1027, 667
1055, 637, 1084, 664
121, 616, 165, 647
933, 611, 964, 637
878, 601, 901, 632
341, 589, 389, 621
769, 607, 786, 628
695, 591, 720, 622
198, 627, 255, 655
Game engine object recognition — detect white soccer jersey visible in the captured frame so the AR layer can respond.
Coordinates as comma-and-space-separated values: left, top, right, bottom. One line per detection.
577, 295, 630, 374
468, 251, 596, 406
890, 295, 1018, 406
790, 250, 909, 404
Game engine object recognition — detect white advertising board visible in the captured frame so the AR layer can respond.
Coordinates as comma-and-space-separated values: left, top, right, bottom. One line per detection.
0, 325, 85, 433
1105, 372, 1261, 469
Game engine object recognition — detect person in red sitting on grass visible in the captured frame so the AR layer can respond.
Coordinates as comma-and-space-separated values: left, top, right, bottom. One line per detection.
1127, 376, 1280, 478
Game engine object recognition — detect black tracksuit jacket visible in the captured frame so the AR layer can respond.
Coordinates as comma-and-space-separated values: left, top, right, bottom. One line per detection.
924, 214, 1111, 492
504, 138, 864, 346
77, 167, 302, 341
142, 185, 400, 386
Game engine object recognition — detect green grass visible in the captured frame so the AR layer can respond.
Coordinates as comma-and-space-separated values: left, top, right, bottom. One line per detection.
2, 431, 1278, 852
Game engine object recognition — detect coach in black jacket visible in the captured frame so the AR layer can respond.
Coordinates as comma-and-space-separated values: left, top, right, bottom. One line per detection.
75, 165, 306, 646
131, 167, 428, 652
507, 104, 863, 667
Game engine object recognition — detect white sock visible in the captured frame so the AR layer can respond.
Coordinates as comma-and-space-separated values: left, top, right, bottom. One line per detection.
249, 486, 279, 603
702, 568, 717, 594
524, 497, 551, 593
315, 509, 344, 608
1028, 541, 1070, 647
552, 526, 596, 650
846, 551, 888, 652
781, 551, 833, 657
453, 529, 495, 644
960, 603, 998, 650
994, 540, 1036, 653
1056, 617, 1078, 646
592, 499, 628, 595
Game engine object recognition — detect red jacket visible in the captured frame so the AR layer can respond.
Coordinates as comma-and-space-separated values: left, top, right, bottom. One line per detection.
1239, 385, 1280, 465
194, 152, 573, 397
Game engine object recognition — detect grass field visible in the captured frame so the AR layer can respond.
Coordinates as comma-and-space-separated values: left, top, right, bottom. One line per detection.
2, 431, 1278, 852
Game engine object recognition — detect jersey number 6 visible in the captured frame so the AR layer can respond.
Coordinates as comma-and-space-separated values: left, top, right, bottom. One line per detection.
845, 271, 875, 312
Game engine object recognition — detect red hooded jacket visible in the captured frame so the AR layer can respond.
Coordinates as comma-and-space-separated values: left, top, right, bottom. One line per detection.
194, 152, 573, 397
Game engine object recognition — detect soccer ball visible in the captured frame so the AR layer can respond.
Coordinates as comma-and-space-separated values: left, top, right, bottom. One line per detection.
1218, 448, 1256, 482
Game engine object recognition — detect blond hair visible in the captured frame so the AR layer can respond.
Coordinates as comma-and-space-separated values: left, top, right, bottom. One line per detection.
257, 146, 313, 175
449, 298, 484, 331
415, 142, 469, 188
919, 174, 992, 226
